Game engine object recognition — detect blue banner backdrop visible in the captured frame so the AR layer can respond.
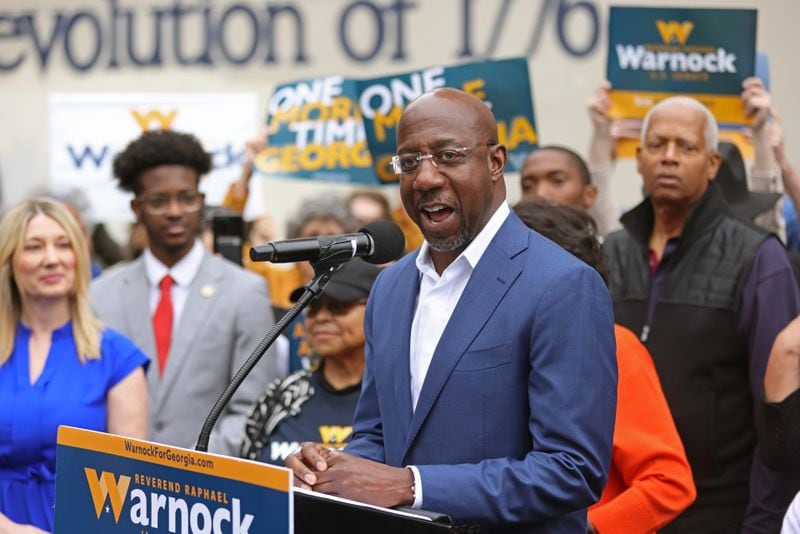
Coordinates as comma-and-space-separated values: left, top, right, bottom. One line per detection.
256, 57, 537, 185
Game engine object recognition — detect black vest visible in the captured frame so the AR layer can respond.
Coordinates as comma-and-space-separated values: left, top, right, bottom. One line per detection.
605, 183, 767, 532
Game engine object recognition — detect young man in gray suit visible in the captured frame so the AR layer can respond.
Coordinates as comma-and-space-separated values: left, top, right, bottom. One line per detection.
91, 130, 279, 456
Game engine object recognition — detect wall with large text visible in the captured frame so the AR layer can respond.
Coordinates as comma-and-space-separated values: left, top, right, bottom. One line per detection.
2, 0, 798, 232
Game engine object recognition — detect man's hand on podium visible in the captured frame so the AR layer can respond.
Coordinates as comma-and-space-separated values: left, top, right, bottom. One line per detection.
286, 442, 414, 508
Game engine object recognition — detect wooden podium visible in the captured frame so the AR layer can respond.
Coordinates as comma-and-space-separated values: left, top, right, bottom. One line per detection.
54, 427, 450, 533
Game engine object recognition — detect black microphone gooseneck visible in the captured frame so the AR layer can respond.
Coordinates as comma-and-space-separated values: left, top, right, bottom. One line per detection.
195, 221, 405, 452
195, 262, 341, 452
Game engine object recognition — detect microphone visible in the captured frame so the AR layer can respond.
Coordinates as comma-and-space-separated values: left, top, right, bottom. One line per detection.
250, 220, 405, 265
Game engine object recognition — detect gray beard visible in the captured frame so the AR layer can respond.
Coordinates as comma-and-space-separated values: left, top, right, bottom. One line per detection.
427, 227, 469, 253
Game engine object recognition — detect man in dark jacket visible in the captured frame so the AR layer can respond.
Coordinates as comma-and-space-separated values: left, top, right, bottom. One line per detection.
604, 96, 800, 533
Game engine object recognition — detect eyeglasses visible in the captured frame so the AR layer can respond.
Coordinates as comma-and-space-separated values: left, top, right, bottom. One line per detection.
390, 143, 496, 175
307, 298, 367, 318
136, 191, 204, 216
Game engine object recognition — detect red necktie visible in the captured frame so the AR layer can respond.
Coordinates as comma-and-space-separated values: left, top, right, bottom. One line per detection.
153, 275, 174, 376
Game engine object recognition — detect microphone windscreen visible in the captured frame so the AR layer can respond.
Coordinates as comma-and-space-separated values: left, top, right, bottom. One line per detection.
360, 220, 406, 264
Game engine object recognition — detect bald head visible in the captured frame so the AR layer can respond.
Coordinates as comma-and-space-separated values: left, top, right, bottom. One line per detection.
398, 88, 499, 150
395, 87, 508, 273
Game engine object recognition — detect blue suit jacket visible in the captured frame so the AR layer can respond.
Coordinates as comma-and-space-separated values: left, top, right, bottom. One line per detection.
346, 212, 617, 532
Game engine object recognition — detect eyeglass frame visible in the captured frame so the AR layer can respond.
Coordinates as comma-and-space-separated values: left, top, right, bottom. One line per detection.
134, 191, 205, 216
390, 143, 498, 175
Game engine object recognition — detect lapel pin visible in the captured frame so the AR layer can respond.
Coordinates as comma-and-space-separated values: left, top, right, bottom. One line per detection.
200, 284, 215, 299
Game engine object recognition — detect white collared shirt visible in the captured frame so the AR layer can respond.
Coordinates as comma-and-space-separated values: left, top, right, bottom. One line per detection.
406, 201, 510, 508
409, 201, 511, 410
143, 240, 205, 330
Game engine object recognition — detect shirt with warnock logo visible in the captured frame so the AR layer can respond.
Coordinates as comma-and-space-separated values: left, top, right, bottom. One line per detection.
258, 371, 361, 465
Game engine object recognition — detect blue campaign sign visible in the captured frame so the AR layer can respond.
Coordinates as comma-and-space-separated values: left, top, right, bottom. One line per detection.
257, 76, 375, 185
608, 6, 756, 95
358, 57, 537, 182
607, 6, 756, 124
256, 58, 537, 186
54, 426, 291, 533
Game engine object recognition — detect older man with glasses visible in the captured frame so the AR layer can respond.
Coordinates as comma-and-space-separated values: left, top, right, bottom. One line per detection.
91, 130, 280, 456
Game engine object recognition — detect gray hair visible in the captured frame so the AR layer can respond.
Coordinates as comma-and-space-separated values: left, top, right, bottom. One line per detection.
286, 192, 356, 239
640, 96, 718, 150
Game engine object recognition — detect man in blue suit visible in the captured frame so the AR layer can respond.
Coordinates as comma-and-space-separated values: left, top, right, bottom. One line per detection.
287, 88, 617, 532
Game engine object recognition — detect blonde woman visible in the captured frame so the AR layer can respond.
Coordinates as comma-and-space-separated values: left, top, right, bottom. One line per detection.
0, 198, 148, 533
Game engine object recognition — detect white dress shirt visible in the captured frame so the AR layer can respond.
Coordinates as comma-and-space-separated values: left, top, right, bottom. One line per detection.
143, 239, 205, 331
407, 201, 511, 508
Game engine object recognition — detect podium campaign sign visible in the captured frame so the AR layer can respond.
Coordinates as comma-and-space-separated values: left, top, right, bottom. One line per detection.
256, 57, 537, 185
606, 6, 757, 157
54, 426, 291, 533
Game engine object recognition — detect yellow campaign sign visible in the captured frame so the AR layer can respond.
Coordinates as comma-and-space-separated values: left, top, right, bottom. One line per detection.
609, 90, 749, 125
719, 130, 755, 160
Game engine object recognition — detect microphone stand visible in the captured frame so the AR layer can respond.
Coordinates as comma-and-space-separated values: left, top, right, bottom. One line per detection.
195, 260, 343, 452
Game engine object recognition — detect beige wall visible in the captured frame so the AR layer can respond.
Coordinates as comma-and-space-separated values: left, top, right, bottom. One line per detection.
1, 0, 798, 236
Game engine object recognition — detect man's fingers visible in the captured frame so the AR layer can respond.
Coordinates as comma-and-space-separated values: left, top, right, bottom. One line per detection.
300, 442, 331, 472
310, 478, 339, 495
285, 451, 318, 485
322, 448, 344, 464
292, 473, 312, 491
284, 443, 338, 485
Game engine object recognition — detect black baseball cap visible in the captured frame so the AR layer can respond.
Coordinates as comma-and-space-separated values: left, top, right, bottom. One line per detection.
290, 259, 381, 303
